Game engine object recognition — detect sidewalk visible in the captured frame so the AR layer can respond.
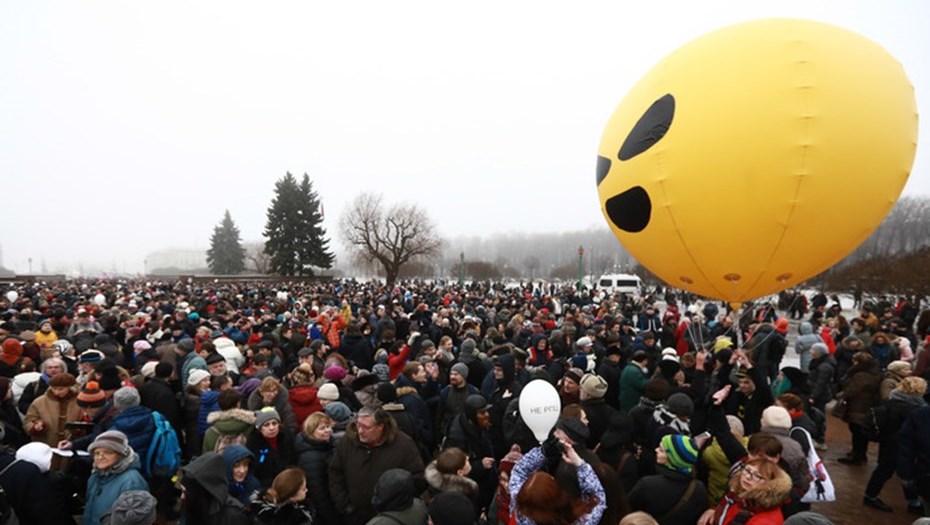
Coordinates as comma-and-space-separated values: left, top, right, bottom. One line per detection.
810, 403, 920, 524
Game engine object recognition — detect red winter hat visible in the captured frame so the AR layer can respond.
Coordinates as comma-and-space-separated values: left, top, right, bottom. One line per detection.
1, 338, 23, 365
774, 318, 789, 335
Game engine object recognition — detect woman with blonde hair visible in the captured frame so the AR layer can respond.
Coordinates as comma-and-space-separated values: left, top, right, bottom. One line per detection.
295, 411, 340, 524
698, 458, 792, 525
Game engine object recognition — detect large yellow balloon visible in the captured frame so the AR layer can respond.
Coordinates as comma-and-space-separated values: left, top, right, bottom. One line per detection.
597, 19, 918, 302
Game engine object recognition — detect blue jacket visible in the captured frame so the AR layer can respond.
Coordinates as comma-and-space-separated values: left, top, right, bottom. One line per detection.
109, 405, 156, 461
83, 453, 148, 525
199, 390, 222, 435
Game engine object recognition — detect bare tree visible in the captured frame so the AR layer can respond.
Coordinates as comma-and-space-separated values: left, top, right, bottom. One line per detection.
340, 192, 443, 286
243, 241, 271, 274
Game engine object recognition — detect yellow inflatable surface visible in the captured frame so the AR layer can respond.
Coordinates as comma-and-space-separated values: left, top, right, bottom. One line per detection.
597, 18, 918, 302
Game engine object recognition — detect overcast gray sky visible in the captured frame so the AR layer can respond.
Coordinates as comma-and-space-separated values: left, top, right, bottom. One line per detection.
2, 1, 928, 274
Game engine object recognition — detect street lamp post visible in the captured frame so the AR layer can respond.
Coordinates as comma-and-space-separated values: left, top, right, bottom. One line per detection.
577, 246, 584, 292
459, 252, 465, 286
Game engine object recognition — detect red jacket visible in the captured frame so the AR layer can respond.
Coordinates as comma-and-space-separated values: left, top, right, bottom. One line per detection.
388, 344, 412, 380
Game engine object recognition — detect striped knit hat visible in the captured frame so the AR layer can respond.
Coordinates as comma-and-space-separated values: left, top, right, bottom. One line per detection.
660, 433, 699, 474
77, 381, 107, 408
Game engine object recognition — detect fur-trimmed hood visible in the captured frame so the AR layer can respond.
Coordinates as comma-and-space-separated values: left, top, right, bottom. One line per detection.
729, 465, 793, 509
395, 385, 419, 398
424, 461, 478, 497
207, 407, 256, 425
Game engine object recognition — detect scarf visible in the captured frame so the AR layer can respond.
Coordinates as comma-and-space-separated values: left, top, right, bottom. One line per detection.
889, 389, 927, 408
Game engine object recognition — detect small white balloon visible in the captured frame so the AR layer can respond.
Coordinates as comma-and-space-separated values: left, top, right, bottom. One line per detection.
519, 379, 561, 443
5, 291, 18, 303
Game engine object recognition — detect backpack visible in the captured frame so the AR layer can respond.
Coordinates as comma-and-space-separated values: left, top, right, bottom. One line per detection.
863, 405, 888, 442
145, 411, 181, 479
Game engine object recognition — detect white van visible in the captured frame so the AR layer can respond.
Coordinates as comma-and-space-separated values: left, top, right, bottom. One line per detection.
597, 273, 643, 295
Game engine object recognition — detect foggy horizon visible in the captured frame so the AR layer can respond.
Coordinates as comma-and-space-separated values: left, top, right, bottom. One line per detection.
3, 1, 928, 276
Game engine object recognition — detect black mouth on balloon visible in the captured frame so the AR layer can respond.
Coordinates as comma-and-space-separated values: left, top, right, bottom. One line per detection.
606, 186, 651, 233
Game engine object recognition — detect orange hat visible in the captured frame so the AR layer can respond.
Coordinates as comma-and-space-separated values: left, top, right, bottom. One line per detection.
774, 318, 789, 335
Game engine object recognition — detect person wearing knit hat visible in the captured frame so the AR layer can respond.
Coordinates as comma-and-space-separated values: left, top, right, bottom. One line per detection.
188, 369, 211, 388
85, 430, 148, 525
450, 362, 469, 380
78, 381, 108, 409
97, 366, 123, 391
139, 361, 159, 379
555, 417, 591, 446
0, 338, 23, 374
249, 406, 295, 487
254, 406, 281, 429
132, 340, 152, 355
324, 401, 353, 425
760, 405, 792, 430
656, 433, 700, 473
324, 365, 347, 383
774, 318, 790, 335
103, 490, 157, 525
318, 383, 340, 406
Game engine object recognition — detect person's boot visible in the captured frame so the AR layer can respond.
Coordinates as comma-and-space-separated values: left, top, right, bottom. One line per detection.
863, 496, 893, 512
839, 455, 866, 465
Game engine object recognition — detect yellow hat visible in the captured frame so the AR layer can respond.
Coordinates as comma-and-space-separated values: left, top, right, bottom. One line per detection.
713, 337, 734, 353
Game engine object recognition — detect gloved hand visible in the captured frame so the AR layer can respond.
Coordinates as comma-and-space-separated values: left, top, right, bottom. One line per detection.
407, 331, 420, 347
541, 434, 564, 472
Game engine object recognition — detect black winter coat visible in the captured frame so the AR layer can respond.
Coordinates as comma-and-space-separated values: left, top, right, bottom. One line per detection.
581, 397, 616, 449
139, 377, 182, 431
340, 333, 375, 371
294, 433, 340, 525
0, 452, 75, 525
628, 466, 707, 525
807, 354, 836, 406
246, 428, 296, 487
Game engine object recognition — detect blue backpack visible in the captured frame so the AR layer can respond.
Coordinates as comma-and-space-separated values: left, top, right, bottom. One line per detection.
145, 411, 181, 479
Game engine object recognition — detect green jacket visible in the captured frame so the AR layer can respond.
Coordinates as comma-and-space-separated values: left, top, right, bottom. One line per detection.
619, 363, 649, 412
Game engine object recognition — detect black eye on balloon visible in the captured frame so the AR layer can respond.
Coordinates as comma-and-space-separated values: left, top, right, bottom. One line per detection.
618, 94, 675, 161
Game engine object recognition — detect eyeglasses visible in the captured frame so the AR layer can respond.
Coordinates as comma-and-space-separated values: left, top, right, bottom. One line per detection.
742, 466, 765, 482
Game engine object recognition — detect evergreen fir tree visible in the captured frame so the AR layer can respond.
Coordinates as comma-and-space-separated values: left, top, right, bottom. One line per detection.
263, 172, 333, 276
206, 210, 246, 275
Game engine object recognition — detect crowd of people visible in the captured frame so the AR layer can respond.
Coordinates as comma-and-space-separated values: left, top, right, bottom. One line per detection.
1, 278, 929, 525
